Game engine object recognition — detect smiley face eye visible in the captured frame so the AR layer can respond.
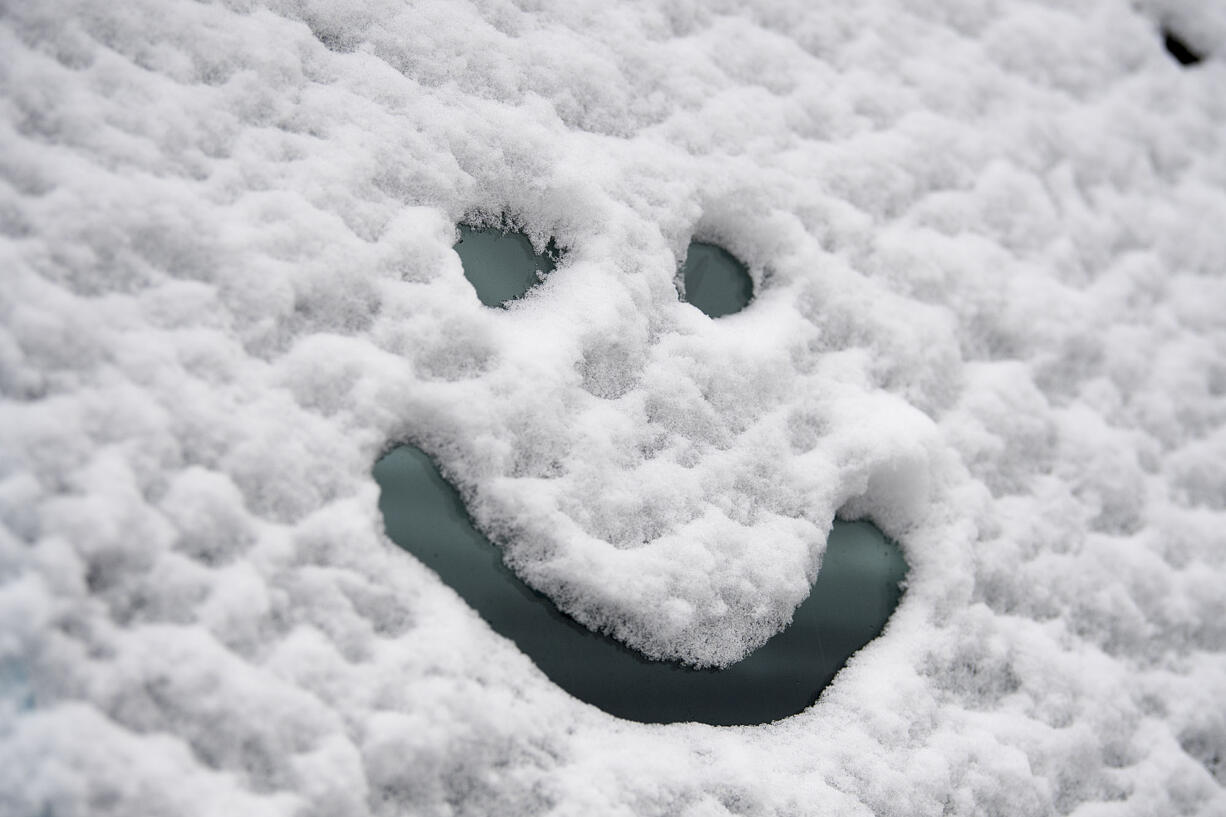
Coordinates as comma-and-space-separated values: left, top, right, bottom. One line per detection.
679, 241, 754, 318
453, 222, 559, 307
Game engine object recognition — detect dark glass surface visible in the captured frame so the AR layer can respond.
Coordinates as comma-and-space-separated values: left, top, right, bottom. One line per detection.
681, 242, 754, 318
453, 224, 556, 307
373, 444, 907, 725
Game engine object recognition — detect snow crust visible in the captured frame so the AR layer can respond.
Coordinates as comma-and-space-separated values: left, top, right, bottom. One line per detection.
2, 0, 1225, 813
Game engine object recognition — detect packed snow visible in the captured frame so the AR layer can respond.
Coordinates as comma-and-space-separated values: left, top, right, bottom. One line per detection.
2, 0, 1225, 814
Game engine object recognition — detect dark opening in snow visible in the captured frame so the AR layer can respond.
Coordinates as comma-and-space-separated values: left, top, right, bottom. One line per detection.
453, 223, 558, 307
680, 241, 754, 318
373, 442, 908, 726
1163, 29, 1203, 66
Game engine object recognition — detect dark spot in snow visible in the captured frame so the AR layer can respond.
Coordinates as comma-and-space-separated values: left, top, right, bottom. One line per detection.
1163, 29, 1203, 67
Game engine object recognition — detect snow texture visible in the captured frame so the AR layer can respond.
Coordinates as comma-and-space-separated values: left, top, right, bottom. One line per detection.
2, 0, 1225, 814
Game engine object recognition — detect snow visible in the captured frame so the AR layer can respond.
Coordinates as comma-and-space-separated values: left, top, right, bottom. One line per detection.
2, 0, 1225, 814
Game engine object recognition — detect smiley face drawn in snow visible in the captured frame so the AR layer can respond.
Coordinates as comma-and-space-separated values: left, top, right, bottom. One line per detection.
372, 222, 909, 725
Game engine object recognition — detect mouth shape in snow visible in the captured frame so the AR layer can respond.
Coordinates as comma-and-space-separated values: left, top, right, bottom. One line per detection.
373, 443, 907, 726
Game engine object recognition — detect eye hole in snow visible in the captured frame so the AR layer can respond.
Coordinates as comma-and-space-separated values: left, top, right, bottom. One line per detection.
679, 241, 754, 318
453, 223, 559, 307
1162, 28, 1203, 66
373, 443, 908, 726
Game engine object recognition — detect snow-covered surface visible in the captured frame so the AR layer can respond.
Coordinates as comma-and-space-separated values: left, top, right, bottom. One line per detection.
3, 0, 1225, 813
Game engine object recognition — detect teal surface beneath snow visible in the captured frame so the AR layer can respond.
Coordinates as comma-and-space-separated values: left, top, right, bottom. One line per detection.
374, 444, 907, 726
453, 225, 754, 320
681, 241, 754, 318
454, 224, 556, 306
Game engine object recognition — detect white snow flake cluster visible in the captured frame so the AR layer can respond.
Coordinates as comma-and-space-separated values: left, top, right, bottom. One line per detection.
2, 0, 1225, 814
